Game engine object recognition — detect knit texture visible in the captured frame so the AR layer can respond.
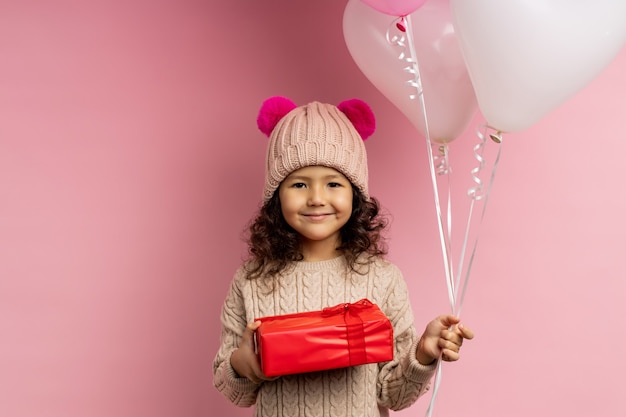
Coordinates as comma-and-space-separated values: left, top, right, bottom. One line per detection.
213, 256, 436, 417
261, 101, 370, 202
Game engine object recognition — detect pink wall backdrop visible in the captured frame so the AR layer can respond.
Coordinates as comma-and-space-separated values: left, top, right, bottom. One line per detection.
1, 1, 624, 416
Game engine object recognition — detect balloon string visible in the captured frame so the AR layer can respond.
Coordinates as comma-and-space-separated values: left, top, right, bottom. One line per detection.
433, 144, 454, 302
425, 127, 503, 417
387, 17, 454, 417
388, 16, 505, 417
386, 15, 456, 315
452, 128, 487, 310
455, 125, 503, 317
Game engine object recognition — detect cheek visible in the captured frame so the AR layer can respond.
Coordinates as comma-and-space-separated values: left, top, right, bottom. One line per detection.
279, 191, 299, 217
337, 193, 353, 214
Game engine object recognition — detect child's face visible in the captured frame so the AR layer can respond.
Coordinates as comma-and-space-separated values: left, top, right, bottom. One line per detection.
278, 166, 353, 255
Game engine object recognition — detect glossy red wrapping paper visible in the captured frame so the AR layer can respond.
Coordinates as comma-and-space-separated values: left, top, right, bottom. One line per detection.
255, 299, 394, 377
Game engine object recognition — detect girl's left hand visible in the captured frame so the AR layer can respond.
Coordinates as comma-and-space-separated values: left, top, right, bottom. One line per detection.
416, 315, 474, 365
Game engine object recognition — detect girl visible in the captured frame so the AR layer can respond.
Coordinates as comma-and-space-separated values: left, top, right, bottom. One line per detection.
212, 96, 474, 417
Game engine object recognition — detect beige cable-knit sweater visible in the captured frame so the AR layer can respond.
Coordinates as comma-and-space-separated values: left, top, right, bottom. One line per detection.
213, 255, 436, 417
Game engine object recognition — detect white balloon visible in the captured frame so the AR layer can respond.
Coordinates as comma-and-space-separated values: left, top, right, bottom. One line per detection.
450, 0, 626, 132
344, 0, 478, 143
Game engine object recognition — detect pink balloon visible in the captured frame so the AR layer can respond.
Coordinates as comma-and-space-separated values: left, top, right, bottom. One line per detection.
361, 0, 428, 16
344, 0, 478, 143
450, 0, 626, 132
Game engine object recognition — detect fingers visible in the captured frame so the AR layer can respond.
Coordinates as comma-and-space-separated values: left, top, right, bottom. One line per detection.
242, 355, 276, 385
438, 334, 462, 362
438, 314, 461, 328
418, 316, 475, 365
244, 321, 279, 384
231, 321, 273, 384
246, 320, 262, 334
441, 329, 462, 346
248, 357, 278, 384
241, 321, 262, 347
441, 349, 460, 362
248, 374, 263, 384
457, 323, 475, 340
441, 321, 474, 341
438, 322, 475, 362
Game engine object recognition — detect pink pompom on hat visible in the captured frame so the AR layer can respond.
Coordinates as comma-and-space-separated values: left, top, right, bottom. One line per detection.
257, 96, 376, 202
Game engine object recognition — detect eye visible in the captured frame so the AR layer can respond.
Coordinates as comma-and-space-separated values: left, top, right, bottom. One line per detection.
291, 182, 307, 189
328, 182, 342, 188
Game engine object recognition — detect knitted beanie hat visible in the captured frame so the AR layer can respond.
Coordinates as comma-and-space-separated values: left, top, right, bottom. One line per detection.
257, 96, 376, 202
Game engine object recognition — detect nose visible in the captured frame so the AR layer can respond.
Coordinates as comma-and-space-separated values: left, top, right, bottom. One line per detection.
307, 185, 326, 206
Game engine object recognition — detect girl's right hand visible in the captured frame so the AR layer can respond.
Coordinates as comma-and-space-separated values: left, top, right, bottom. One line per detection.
230, 321, 276, 384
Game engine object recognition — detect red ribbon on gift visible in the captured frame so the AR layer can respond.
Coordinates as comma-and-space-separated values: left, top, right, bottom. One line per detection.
322, 299, 373, 366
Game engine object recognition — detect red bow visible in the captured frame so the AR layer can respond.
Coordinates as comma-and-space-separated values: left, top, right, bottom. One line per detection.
322, 299, 373, 366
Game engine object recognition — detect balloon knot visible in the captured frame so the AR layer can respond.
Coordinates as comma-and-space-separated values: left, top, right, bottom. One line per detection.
396, 17, 407, 32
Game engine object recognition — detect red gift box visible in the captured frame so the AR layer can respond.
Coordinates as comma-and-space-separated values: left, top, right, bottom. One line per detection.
255, 298, 394, 377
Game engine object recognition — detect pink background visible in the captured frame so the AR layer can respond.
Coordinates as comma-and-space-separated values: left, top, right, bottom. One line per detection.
1, 1, 624, 416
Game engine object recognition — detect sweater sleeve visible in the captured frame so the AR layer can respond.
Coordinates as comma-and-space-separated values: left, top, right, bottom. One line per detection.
212, 269, 260, 407
376, 265, 437, 411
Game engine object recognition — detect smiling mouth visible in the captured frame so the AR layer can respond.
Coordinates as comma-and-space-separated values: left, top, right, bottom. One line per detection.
304, 213, 332, 221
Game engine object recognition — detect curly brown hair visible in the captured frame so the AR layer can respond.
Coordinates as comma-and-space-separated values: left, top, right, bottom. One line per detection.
243, 187, 388, 279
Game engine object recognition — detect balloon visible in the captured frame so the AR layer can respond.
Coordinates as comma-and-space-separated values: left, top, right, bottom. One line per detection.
360, 0, 428, 16
344, 0, 478, 143
450, 0, 626, 133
